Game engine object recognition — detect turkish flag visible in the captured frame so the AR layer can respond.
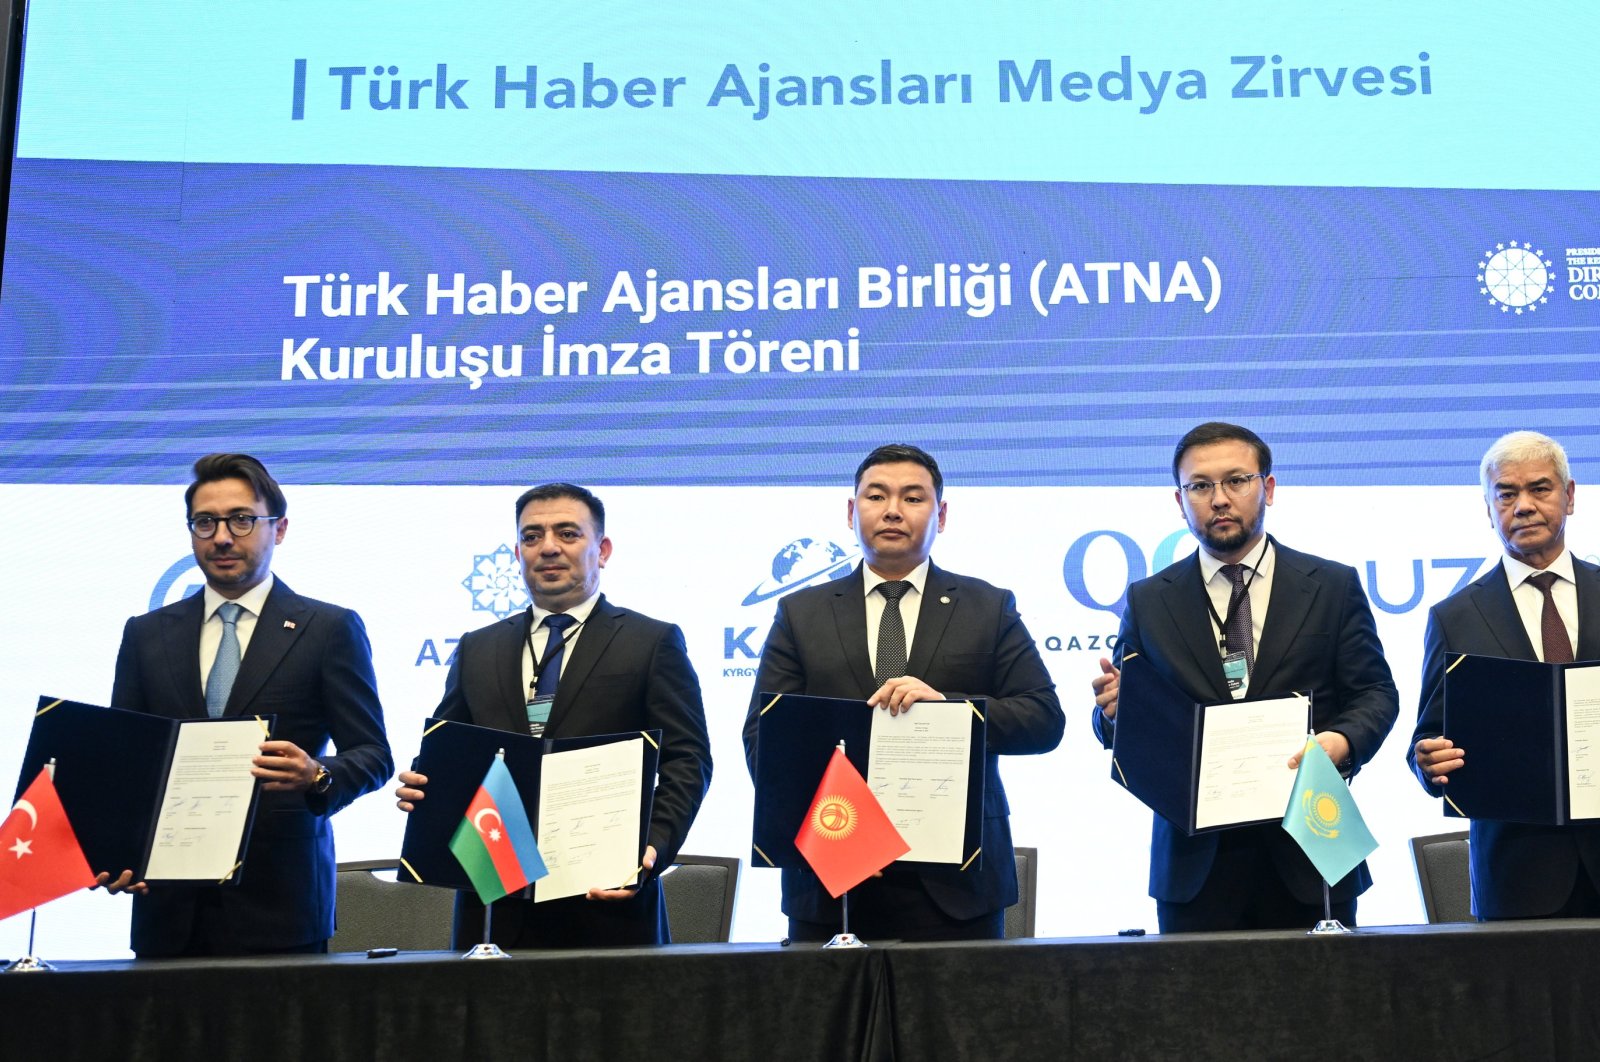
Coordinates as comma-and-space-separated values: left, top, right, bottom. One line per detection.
0, 768, 97, 922
794, 748, 910, 898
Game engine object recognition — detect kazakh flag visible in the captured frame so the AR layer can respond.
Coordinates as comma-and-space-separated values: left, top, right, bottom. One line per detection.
449, 755, 547, 904
1281, 736, 1378, 887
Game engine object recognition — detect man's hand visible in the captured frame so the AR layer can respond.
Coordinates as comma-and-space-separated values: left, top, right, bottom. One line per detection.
395, 770, 427, 812
94, 870, 149, 896
252, 740, 320, 791
587, 845, 657, 902
867, 676, 944, 716
1287, 731, 1352, 771
1413, 737, 1465, 785
1092, 657, 1121, 720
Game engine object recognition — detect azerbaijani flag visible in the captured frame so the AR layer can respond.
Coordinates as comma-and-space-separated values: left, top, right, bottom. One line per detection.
448, 756, 547, 904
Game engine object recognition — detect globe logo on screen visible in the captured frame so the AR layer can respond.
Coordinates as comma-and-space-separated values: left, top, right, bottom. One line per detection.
461, 543, 531, 618
1478, 241, 1554, 315
742, 538, 858, 606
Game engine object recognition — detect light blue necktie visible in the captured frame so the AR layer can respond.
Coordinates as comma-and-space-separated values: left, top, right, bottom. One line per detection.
205, 602, 244, 718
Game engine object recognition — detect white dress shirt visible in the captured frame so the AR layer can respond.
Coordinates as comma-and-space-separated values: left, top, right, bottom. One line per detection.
1502, 551, 1579, 661
863, 558, 931, 676
1195, 536, 1275, 662
199, 574, 275, 695
520, 590, 602, 697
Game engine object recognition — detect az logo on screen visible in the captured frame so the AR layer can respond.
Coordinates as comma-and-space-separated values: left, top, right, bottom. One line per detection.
461, 543, 531, 619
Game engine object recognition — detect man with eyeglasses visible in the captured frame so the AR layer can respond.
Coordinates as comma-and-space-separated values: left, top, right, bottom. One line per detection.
1091, 422, 1397, 932
100, 453, 393, 956
395, 483, 711, 948
1410, 431, 1600, 919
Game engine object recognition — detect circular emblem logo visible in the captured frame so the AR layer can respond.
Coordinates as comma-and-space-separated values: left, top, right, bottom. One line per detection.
1478, 242, 1554, 315
1301, 788, 1342, 839
810, 795, 858, 840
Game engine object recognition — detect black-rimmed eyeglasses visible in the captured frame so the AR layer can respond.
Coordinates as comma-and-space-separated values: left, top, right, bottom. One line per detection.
187, 513, 281, 539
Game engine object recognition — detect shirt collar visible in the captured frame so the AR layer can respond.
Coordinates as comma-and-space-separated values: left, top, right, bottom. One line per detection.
203, 573, 275, 621
862, 558, 931, 598
532, 589, 601, 629
1195, 535, 1274, 586
1502, 549, 1576, 588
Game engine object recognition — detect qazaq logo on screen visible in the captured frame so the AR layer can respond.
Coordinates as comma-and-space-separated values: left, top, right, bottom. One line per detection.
1477, 241, 1554, 315
461, 543, 530, 618
741, 538, 857, 606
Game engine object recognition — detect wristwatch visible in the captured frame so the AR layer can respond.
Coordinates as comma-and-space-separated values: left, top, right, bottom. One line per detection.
311, 763, 333, 795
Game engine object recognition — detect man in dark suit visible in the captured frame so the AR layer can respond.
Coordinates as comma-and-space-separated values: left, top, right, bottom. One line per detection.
1091, 422, 1398, 933
104, 453, 393, 957
744, 444, 1064, 942
1410, 430, 1600, 918
396, 483, 711, 947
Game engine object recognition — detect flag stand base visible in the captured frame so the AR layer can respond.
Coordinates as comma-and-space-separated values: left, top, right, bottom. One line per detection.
1309, 919, 1352, 935
822, 932, 867, 950
462, 943, 511, 959
4, 955, 55, 973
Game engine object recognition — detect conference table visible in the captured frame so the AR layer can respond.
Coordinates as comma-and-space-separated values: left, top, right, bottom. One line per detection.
3, 921, 1596, 1060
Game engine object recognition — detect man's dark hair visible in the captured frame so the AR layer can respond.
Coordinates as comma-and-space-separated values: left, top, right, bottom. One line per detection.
513, 482, 606, 534
854, 444, 944, 500
1171, 423, 1273, 484
185, 453, 287, 517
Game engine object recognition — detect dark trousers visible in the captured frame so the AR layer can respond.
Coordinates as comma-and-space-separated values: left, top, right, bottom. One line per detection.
787, 868, 1005, 943
1157, 827, 1356, 934
1489, 864, 1600, 921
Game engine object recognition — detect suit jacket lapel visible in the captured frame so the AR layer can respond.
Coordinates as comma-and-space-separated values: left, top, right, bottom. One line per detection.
1251, 544, 1318, 695
545, 596, 620, 734
492, 613, 531, 733
905, 564, 956, 681
1571, 559, 1600, 661
161, 592, 208, 718
1471, 565, 1536, 659
1156, 554, 1231, 701
226, 580, 309, 716
831, 566, 878, 697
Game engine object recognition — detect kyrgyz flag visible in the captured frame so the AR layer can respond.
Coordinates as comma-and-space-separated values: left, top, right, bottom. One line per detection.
0, 767, 96, 922
1281, 736, 1378, 887
795, 747, 910, 898
449, 756, 547, 904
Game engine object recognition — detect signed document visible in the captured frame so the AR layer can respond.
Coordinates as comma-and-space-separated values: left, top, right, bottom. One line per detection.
142, 719, 264, 882
534, 736, 644, 901
1565, 664, 1600, 820
1194, 695, 1308, 831
867, 700, 973, 864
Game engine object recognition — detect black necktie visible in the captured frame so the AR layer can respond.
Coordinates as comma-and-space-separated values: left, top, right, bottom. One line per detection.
1528, 571, 1574, 664
874, 581, 912, 685
535, 613, 577, 699
1220, 563, 1255, 675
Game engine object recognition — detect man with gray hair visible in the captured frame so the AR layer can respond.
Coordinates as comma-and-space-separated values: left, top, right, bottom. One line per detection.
1410, 430, 1600, 918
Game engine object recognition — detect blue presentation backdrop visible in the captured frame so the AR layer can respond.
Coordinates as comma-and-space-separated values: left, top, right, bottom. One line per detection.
4, 1, 1598, 487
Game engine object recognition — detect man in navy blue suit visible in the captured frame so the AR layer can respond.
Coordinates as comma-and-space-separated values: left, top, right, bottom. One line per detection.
745, 444, 1064, 942
104, 453, 393, 957
1092, 422, 1398, 932
1410, 430, 1600, 918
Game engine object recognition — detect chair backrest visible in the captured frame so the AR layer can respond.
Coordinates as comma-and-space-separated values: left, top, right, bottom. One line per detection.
332, 859, 455, 953
661, 853, 740, 943
1005, 846, 1038, 938
1409, 830, 1473, 923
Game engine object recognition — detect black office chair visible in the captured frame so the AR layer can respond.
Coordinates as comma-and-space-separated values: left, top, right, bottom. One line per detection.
661, 853, 740, 943
1409, 830, 1473, 923
332, 858, 455, 952
1005, 846, 1038, 938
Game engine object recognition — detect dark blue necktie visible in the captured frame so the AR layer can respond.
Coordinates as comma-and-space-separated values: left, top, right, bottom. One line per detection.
535, 613, 577, 700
